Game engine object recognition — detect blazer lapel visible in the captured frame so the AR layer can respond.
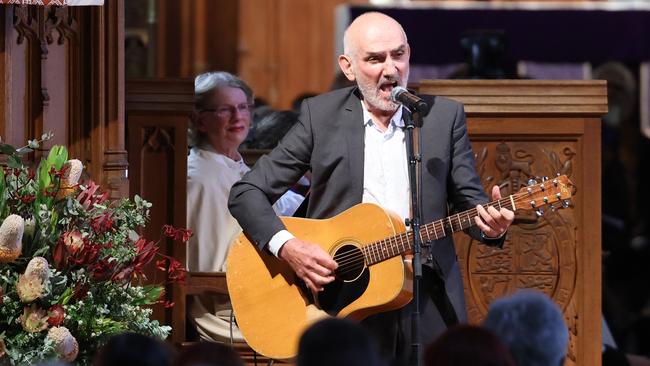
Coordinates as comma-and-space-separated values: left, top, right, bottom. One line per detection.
344, 88, 365, 203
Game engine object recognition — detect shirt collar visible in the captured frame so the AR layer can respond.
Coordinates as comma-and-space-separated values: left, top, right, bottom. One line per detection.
360, 101, 405, 129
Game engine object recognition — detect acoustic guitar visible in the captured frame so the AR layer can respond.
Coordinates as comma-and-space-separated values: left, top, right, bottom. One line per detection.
226, 176, 574, 360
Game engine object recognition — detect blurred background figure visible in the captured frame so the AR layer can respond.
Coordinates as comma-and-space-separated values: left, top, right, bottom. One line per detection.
424, 324, 515, 366
297, 318, 386, 366
247, 110, 300, 150
174, 342, 244, 366
187, 71, 304, 343
483, 290, 568, 366
92, 332, 173, 366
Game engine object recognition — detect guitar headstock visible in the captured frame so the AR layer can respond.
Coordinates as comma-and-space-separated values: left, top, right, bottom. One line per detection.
514, 175, 575, 216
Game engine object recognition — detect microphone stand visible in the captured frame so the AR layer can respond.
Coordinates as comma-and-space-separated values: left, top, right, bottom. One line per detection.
404, 106, 424, 366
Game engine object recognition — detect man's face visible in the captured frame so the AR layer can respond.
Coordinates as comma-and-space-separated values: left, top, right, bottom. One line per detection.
342, 22, 410, 112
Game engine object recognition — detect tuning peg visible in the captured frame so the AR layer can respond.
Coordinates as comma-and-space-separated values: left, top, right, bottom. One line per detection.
543, 196, 549, 204
542, 176, 549, 182
562, 200, 571, 208
535, 208, 545, 217
527, 178, 538, 186
529, 200, 536, 208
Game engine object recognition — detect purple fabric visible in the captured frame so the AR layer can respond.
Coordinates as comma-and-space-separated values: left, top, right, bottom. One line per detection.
349, 6, 650, 64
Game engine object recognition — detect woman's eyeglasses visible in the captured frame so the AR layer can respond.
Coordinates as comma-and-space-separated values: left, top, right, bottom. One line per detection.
201, 103, 254, 119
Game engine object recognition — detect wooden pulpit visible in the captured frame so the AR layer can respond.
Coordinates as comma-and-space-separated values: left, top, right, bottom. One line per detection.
416, 80, 606, 366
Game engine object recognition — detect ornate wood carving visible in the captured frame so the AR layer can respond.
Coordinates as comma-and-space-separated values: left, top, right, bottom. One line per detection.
418, 80, 605, 366
2, 2, 125, 198
43, 6, 78, 45
13, 5, 38, 45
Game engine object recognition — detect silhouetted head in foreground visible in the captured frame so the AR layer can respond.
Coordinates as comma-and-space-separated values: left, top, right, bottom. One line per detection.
92, 332, 172, 366
297, 317, 384, 366
175, 341, 244, 366
424, 324, 516, 366
483, 290, 569, 366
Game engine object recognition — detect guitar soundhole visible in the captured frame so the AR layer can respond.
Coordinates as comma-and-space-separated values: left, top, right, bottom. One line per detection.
333, 244, 365, 282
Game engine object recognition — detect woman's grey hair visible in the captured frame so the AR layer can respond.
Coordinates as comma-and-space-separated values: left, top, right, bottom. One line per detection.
188, 71, 254, 147
483, 290, 569, 366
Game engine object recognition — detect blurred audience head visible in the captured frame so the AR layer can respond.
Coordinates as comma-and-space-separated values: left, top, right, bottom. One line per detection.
483, 290, 569, 366
424, 324, 516, 366
174, 341, 244, 366
92, 332, 172, 366
297, 318, 384, 366
190, 71, 254, 150
248, 110, 299, 150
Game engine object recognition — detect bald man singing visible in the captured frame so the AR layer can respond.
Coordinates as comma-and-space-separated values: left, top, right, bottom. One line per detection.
229, 12, 514, 364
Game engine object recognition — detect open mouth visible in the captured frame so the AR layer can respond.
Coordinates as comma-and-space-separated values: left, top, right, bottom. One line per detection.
379, 81, 398, 94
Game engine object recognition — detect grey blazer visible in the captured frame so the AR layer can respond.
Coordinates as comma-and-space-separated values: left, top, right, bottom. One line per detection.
228, 86, 503, 319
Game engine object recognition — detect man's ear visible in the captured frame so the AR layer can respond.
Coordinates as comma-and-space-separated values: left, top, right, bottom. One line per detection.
338, 55, 356, 81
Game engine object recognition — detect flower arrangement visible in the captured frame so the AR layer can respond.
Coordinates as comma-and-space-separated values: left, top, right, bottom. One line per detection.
0, 136, 188, 365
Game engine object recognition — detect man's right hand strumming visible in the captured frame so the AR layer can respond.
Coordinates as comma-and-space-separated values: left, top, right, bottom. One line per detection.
278, 238, 338, 292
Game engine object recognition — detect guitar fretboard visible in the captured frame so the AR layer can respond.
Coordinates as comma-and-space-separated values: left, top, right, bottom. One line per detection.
361, 195, 517, 266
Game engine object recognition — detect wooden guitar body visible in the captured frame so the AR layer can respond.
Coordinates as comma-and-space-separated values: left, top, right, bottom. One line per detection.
226, 203, 413, 360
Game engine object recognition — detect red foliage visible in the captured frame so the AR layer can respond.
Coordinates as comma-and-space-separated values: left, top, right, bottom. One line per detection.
162, 224, 193, 242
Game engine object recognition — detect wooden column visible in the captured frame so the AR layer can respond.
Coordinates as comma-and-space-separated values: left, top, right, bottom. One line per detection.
417, 79, 606, 366
125, 78, 193, 336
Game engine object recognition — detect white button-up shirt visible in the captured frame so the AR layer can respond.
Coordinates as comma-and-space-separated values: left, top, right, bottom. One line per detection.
361, 104, 411, 222
268, 103, 411, 256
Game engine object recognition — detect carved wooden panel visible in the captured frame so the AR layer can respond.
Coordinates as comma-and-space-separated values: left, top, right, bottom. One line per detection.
126, 78, 193, 338
418, 80, 605, 366
0, 2, 126, 198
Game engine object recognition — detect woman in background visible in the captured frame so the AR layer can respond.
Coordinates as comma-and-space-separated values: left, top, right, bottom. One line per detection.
186, 71, 304, 342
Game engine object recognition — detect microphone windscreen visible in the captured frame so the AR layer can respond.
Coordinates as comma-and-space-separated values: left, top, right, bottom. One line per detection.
390, 86, 407, 103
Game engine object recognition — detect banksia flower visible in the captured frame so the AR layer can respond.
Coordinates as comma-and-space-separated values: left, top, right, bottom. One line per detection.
19, 304, 49, 333
47, 326, 79, 362
16, 274, 45, 303
56, 159, 83, 200
0, 214, 24, 263
25, 256, 50, 283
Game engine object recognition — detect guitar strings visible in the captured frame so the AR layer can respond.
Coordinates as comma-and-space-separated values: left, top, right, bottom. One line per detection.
329, 188, 554, 276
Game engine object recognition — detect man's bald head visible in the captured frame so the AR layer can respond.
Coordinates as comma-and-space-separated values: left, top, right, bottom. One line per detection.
343, 12, 408, 58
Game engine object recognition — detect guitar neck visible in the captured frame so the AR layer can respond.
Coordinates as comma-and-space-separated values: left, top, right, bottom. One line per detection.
362, 195, 517, 266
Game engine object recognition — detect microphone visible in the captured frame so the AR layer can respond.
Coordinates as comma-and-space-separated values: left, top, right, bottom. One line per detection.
391, 86, 428, 112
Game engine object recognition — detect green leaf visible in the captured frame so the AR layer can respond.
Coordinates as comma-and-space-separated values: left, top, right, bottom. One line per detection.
58, 287, 74, 305
46, 145, 68, 170
7, 155, 23, 168
137, 285, 165, 305
0, 143, 17, 155
15, 147, 33, 155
